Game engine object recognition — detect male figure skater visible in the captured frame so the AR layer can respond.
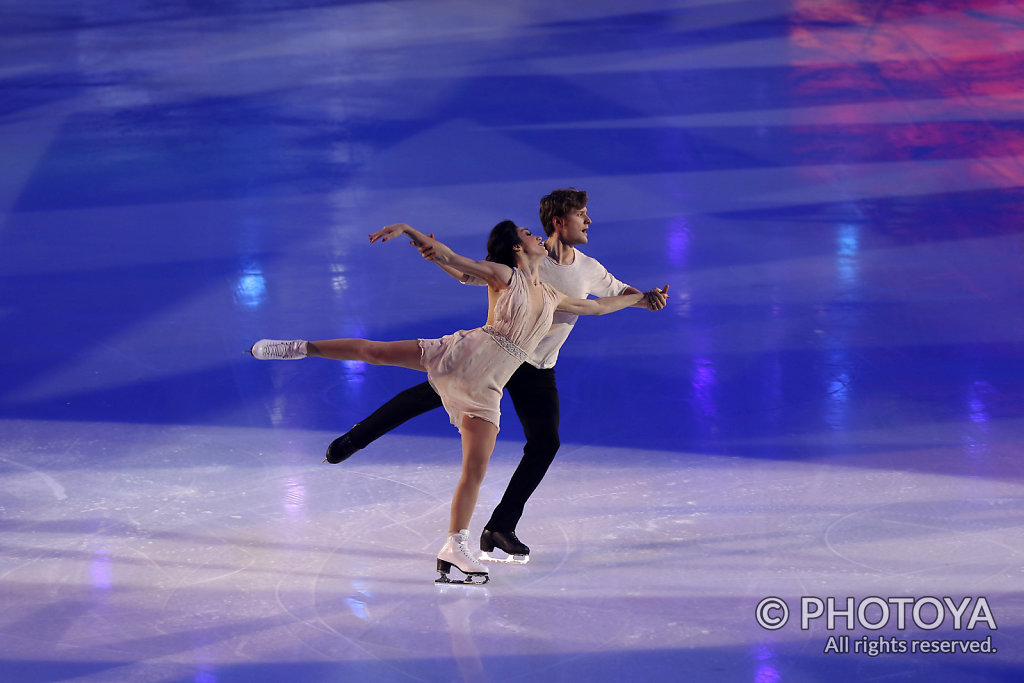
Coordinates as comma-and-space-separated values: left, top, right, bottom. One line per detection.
325, 188, 668, 562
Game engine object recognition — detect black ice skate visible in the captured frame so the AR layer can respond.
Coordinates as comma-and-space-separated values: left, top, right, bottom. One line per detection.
436, 530, 489, 585
479, 528, 530, 565
323, 432, 360, 464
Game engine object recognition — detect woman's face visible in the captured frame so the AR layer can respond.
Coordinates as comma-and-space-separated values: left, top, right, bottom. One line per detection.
516, 227, 546, 256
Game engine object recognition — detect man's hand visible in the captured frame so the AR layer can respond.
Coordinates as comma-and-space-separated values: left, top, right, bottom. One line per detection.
414, 233, 438, 260
643, 284, 670, 310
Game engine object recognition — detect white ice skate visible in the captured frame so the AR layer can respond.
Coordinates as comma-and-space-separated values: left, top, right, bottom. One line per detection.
249, 339, 307, 360
436, 530, 490, 585
479, 528, 530, 564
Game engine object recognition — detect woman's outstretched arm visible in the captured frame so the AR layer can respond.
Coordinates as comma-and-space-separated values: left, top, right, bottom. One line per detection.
370, 223, 511, 288
555, 285, 668, 316
411, 232, 477, 284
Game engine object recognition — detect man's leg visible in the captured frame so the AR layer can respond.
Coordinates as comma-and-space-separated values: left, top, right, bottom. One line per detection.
326, 381, 444, 463
480, 365, 559, 559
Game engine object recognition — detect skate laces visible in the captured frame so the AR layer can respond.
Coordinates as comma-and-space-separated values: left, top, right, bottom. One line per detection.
254, 340, 303, 359
453, 533, 481, 565
266, 341, 295, 358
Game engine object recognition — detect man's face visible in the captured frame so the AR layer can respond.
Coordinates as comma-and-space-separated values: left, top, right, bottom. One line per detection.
556, 206, 591, 245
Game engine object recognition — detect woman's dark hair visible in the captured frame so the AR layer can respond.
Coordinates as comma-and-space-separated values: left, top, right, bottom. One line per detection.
485, 220, 522, 267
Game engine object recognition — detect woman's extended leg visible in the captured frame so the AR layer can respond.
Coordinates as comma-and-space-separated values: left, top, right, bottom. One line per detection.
307, 339, 425, 371
449, 415, 499, 533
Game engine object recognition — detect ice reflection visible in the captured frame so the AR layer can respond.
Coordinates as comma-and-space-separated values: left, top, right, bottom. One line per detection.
835, 223, 860, 295
90, 548, 112, 591
691, 357, 718, 421
753, 643, 781, 682
666, 217, 690, 267
438, 587, 489, 682
268, 394, 287, 427
282, 475, 307, 519
825, 368, 851, 431
755, 661, 781, 683
234, 261, 266, 309
963, 380, 993, 463
341, 360, 367, 392
822, 221, 860, 432
346, 583, 373, 620
346, 597, 369, 620
967, 380, 992, 425
819, 335, 851, 432
330, 263, 349, 295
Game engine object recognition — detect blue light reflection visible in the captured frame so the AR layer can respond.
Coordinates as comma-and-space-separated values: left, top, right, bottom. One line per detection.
234, 261, 266, 309
346, 598, 369, 620
282, 476, 307, 519
753, 643, 781, 682
835, 223, 860, 294
963, 380, 993, 464
90, 549, 113, 591
666, 217, 690, 267
825, 368, 851, 432
691, 357, 718, 421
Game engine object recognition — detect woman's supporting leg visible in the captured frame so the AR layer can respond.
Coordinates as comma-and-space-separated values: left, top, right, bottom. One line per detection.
450, 415, 499, 534
307, 338, 425, 371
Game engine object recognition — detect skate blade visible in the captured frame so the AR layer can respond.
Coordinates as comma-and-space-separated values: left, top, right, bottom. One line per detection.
479, 551, 529, 565
435, 572, 489, 586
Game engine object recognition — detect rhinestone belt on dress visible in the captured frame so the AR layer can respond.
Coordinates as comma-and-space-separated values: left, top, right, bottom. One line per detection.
482, 325, 529, 363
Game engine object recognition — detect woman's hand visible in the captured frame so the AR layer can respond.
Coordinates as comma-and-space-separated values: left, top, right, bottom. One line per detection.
369, 223, 412, 244
369, 224, 509, 288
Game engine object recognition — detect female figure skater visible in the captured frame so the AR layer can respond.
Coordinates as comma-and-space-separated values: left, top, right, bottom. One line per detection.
250, 221, 654, 584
